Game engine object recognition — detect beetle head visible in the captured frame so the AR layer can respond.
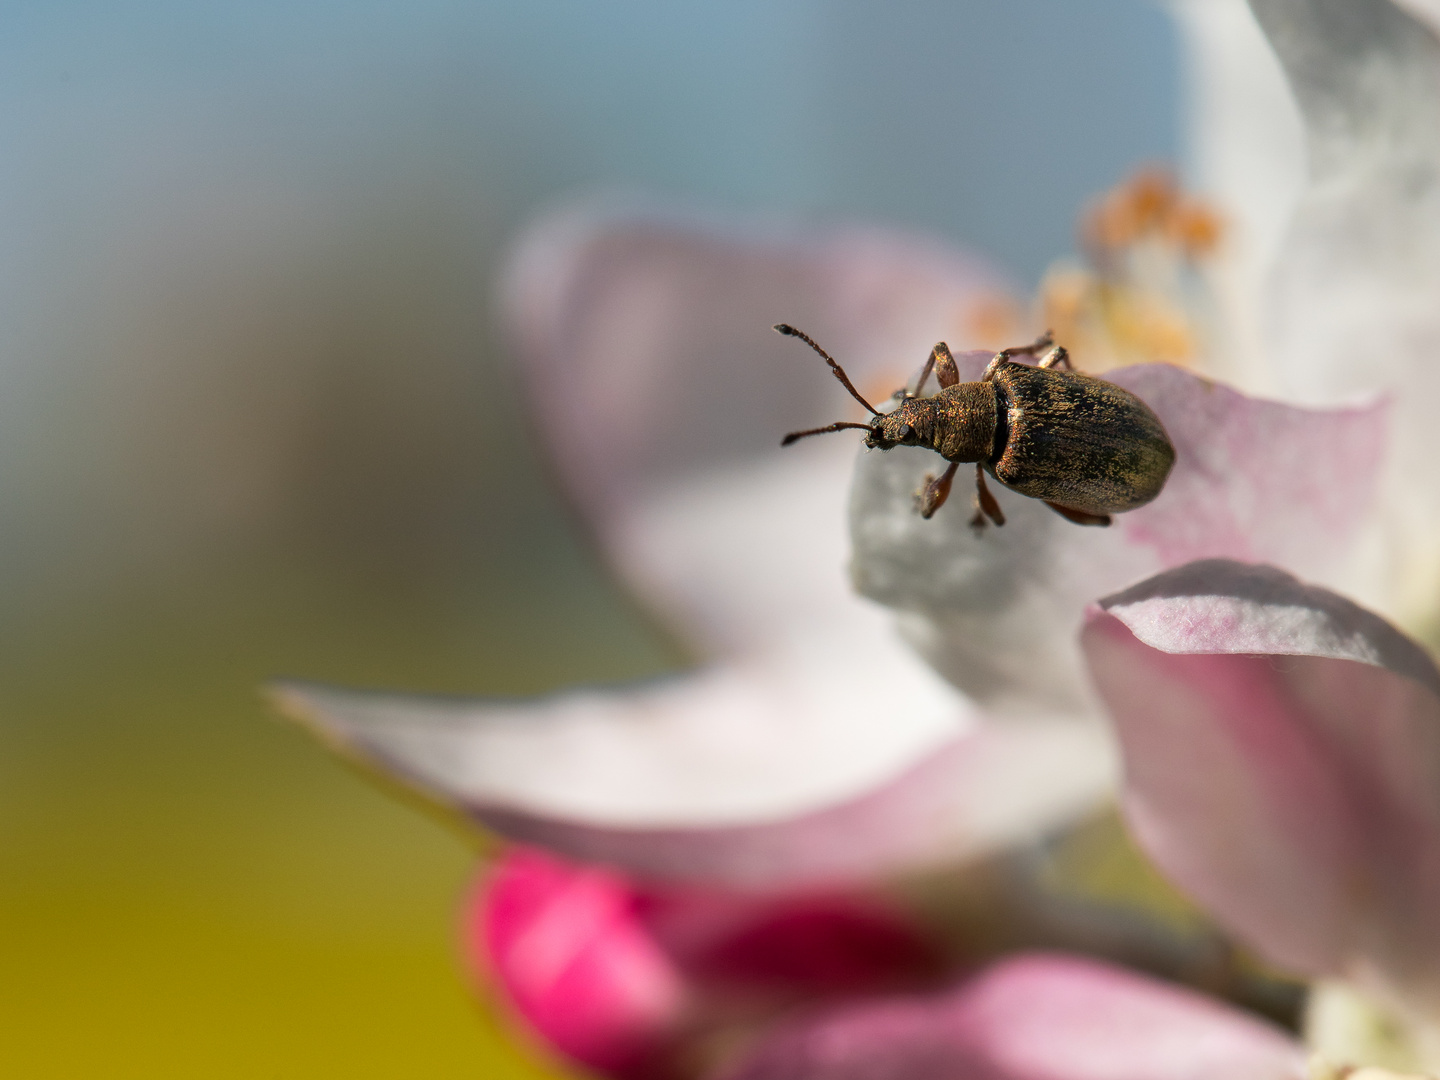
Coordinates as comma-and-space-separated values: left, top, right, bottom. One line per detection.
865, 398, 930, 451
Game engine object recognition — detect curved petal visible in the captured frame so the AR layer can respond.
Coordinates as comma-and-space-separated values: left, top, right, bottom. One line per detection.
1081, 559, 1440, 1012
850, 359, 1386, 716
717, 952, 1304, 1080
274, 679, 1114, 887
1250, 0, 1440, 624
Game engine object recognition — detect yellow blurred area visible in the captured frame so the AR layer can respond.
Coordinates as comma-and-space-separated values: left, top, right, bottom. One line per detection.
0, 537, 690, 1076
0, 201, 678, 1074
0, 561, 652, 1077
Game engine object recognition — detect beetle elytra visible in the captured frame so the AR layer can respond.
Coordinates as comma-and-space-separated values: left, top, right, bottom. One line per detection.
777, 324, 1175, 529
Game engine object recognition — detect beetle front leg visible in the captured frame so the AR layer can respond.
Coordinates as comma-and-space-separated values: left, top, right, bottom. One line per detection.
916, 460, 960, 519
911, 342, 960, 397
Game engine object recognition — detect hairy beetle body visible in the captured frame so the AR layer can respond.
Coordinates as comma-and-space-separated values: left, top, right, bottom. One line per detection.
985, 362, 1173, 515
778, 324, 1175, 529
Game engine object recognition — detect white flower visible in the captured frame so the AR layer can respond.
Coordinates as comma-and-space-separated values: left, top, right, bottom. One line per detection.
275, 2, 1440, 1076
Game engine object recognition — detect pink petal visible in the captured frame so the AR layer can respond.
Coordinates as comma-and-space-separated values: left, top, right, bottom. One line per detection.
851, 360, 1386, 716
275, 679, 1113, 887
717, 952, 1304, 1080
467, 847, 943, 1078
1106, 365, 1387, 577
637, 889, 938, 994
1082, 559, 1440, 1010
468, 848, 686, 1078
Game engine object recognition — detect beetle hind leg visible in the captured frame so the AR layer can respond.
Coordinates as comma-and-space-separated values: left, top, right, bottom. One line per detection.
916, 461, 960, 519
969, 465, 1006, 530
982, 330, 1056, 381
999, 330, 1055, 361
1045, 501, 1110, 527
1038, 345, 1074, 371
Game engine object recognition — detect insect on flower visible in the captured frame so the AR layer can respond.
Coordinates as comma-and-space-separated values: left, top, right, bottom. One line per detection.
778, 324, 1176, 528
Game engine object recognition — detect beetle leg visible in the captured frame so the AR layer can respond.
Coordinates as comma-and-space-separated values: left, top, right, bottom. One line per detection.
993, 330, 1055, 364
931, 343, 959, 388
916, 460, 960, 519
971, 465, 1006, 528
982, 331, 1056, 382
911, 354, 933, 397
1004, 329, 1055, 358
1044, 501, 1111, 527
1038, 345, 1073, 371
911, 342, 959, 397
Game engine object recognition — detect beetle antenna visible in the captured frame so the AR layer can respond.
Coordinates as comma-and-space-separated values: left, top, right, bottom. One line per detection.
781, 421, 874, 446
774, 324, 880, 416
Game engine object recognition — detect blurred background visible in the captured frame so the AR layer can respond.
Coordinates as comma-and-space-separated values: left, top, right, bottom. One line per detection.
0, 2, 1178, 1075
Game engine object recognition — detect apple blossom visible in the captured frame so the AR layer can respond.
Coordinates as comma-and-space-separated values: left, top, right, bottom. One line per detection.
275, 206, 1387, 1078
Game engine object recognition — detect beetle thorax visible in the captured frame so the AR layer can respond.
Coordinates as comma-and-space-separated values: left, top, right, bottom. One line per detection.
929, 381, 999, 462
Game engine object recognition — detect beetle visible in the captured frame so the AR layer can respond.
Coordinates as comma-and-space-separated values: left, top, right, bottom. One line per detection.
777, 324, 1175, 529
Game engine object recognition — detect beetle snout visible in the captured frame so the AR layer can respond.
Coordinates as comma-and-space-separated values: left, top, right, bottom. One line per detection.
861, 407, 925, 450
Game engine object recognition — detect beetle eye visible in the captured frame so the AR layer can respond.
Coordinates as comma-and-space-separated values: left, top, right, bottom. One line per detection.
896, 423, 913, 439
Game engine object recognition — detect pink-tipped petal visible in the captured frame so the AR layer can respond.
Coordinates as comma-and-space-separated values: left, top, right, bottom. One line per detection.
469, 848, 686, 1078
717, 952, 1304, 1080
275, 679, 1114, 887
851, 361, 1386, 717
1082, 559, 1440, 1011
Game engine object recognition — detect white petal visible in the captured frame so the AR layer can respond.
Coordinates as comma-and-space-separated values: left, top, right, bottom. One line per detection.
274, 678, 1115, 887
276, 644, 961, 830
1250, 0, 1440, 624
1171, 0, 1307, 389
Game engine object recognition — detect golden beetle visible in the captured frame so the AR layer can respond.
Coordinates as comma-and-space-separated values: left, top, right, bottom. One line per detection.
778, 324, 1176, 528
